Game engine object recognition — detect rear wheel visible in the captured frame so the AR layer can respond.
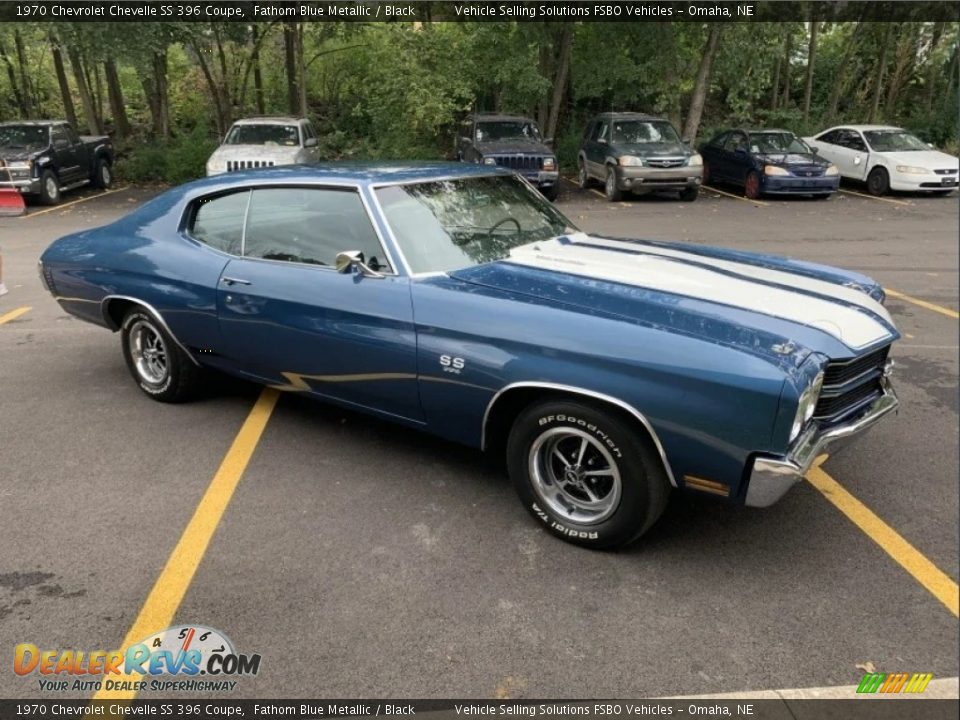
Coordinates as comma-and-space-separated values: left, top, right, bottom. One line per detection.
507, 400, 670, 549
604, 166, 622, 202
120, 308, 202, 403
92, 158, 112, 189
744, 171, 761, 199
577, 159, 592, 189
867, 166, 890, 196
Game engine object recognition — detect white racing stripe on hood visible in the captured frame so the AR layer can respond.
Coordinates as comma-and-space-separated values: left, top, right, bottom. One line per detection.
569, 233, 895, 326
507, 237, 894, 350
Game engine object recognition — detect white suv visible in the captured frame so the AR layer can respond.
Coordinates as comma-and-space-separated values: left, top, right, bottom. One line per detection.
206, 116, 320, 176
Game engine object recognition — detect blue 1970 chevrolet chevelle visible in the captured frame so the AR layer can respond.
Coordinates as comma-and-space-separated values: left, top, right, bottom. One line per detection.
39, 163, 899, 548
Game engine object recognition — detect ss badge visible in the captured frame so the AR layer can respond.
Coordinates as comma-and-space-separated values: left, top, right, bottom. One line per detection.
439, 355, 465, 374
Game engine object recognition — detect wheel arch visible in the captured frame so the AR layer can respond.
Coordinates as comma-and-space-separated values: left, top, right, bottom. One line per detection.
481, 382, 677, 487
100, 295, 200, 366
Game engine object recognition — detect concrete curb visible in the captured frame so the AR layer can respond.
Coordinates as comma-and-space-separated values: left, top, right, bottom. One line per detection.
665, 676, 959, 700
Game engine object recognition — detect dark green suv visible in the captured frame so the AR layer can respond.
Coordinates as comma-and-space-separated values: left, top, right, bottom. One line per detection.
578, 112, 703, 201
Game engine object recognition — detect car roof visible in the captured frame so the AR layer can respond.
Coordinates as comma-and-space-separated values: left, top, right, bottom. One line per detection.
745, 128, 795, 135
821, 124, 905, 133
232, 116, 305, 125
469, 113, 538, 123
0, 120, 65, 126
591, 112, 665, 122
188, 162, 513, 189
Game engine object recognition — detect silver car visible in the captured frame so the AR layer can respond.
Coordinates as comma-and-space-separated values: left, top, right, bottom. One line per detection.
206, 116, 320, 176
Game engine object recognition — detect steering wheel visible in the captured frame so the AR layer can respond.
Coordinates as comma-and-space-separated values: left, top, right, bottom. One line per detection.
486, 217, 522, 242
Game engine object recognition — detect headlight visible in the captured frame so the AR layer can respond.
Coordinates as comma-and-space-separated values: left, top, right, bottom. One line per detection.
206, 159, 226, 176
482, 157, 497, 166
687, 153, 703, 167
789, 371, 825, 441
6, 160, 31, 169
824, 165, 839, 176
542, 157, 556, 171
764, 165, 790, 176
896, 165, 928, 174
619, 156, 643, 167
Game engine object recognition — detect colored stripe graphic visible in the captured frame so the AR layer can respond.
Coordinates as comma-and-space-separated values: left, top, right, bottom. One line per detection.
857, 672, 934, 694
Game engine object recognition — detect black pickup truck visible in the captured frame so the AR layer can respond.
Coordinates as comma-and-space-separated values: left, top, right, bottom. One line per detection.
0, 120, 114, 204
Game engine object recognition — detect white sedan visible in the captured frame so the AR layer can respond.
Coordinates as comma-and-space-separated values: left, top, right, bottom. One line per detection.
803, 125, 958, 196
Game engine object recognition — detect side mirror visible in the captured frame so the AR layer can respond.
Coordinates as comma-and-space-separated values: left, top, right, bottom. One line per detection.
928, 142, 936, 149
336, 250, 384, 279
304, 137, 318, 148
734, 146, 747, 155
543, 137, 554, 146
810, 146, 819, 154
597, 137, 607, 145
682, 138, 692, 147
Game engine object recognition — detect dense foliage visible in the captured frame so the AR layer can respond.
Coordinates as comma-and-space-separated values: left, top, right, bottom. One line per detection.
1, 19, 957, 182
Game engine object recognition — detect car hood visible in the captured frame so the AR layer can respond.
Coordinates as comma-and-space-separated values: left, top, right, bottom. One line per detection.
209, 145, 302, 162
610, 142, 688, 158
755, 152, 829, 168
874, 149, 959, 167
0, 147, 43, 162
474, 140, 553, 156
449, 234, 898, 364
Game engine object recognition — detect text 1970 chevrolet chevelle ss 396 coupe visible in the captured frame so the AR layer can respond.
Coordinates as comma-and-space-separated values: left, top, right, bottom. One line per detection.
39, 163, 900, 548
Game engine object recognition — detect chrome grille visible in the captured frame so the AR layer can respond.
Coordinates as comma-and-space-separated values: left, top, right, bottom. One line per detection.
226, 160, 275, 172
645, 157, 686, 168
814, 346, 890, 423
934, 168, 958, 175
492, 155, 544, 171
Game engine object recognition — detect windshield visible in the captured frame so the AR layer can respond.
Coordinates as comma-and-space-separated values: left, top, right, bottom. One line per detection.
863, 130, 929, 152
750, 132, 811, 154
224, 124, 300, 146
475, 121, 542, 143
0, 125, 49, 149
610, 120, 680, 145
376, 175, 577, 274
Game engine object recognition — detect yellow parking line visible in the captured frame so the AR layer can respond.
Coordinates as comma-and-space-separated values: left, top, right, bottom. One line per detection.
837, 188, 911, 206
20, 187, 127, 219
702, 184, 770, 207
589, 188, 606, 199
885, 289, 959, 320
0, 306, 31, 325
93, 387, 280, 701
806, 458, 959, 617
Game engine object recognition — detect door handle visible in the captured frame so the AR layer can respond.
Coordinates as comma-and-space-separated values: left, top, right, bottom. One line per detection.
221, 276, 251, 286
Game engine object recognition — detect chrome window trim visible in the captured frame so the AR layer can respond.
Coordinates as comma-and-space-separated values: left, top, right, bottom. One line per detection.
481, 381, 678, 488
181, 181, 402, 276
99, 295, 200, 366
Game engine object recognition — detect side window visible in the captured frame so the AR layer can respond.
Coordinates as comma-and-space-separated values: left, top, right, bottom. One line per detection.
302, 123, 316, 142
709, 133, 728, 148
461, 120, 472, 140
847, 132, 867, 152
724, 132, 747, 152
65, 125, 80, 144
244, 187, 390, 272
51, 125, 69, 148
818, 130, 839, 145
188, 190, 250, 255
592, 121, 608, 142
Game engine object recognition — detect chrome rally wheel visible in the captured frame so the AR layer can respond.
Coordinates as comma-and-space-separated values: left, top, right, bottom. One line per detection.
528, 427, 622, 525
120, 306, 202, 403
127, 318, 169, 385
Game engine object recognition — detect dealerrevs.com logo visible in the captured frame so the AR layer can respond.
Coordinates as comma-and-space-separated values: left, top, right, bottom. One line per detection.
14, 625, 261, 693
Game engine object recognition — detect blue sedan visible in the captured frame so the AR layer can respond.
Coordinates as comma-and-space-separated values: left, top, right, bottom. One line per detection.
39, 163, 898, 548
700, 129, 841, 199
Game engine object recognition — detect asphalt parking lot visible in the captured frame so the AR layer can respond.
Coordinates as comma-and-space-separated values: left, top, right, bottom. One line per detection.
0, 179, 957, 699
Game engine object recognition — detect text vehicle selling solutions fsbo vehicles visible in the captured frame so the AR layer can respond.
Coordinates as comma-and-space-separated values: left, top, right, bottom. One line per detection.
39, 163, 900, 548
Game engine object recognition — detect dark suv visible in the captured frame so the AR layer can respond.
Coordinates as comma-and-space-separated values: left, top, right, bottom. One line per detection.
578, 112, 702, 201
456, 113, 559, 200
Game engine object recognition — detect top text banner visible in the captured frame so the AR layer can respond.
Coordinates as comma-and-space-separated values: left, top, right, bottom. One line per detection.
1, 0, 958, 23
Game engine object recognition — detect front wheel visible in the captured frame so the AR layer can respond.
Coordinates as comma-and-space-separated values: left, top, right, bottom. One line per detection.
541, 185, 559, 202
39, 170, 61, 205
679, 185, 699, 202
507, 400, 670, 549
867, 166, 890, 196
121, 308, 202, 402
604, 167, 622, 202
578, 159, 592, 189
92, 158, 112, 189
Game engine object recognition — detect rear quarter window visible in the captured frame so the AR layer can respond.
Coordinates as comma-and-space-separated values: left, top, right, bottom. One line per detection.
187, 190, 250, 255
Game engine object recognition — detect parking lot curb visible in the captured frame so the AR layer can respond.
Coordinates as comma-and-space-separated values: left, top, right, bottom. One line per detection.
666, 676, 959, 700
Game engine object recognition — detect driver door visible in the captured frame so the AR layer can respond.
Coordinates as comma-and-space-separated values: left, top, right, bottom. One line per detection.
215, 185, 422, 421
829, 129, 869, 180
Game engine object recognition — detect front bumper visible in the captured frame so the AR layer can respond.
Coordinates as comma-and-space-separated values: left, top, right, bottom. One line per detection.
762, 175, 840, 194
0, 177, 40, 194
889, 172, 958, 192
744, 377, 899, 507
519, 170, 559, 188
615, 165, 701, 191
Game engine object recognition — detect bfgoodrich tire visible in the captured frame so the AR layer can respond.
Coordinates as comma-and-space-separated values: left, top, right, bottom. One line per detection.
507, 400, 670, 549
120, 308, 202, 403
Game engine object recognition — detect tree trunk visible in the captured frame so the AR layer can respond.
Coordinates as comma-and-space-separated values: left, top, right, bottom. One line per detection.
49, 39, 77, 128
104, 59, 130, 138
284, 23, 299, 116
682, 24, 722, 142
802, 20, 819, 122
67, 47, 101, 134
868, 24, 893, 123
142, 51, 172, 139
924, 22, 945, 110
192, 42, 229, 136
781, 30, 793, 107
14, 29, 33, 116
826, 23, 862, 121
663, 22, 683, 127
297, 23, 307, 117
251, 27, 265, 114
545, 24, 574, 141
770, 53, 781, 110
0, 39, 28, 117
